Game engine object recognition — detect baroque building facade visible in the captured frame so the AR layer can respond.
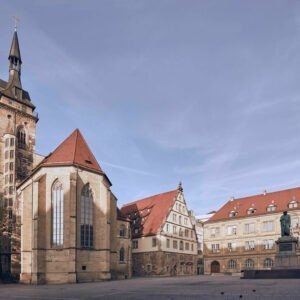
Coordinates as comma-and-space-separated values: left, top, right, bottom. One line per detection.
203, 187, 300, 274
0, 30, 131, 283
121, 183, 198, 277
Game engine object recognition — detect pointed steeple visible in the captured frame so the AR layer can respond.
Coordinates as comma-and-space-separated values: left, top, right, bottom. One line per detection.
8, 29, 22, 88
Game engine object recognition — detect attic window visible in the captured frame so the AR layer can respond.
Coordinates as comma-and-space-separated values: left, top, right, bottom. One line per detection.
247, 208, 256, 215
229, 211, 237, 217
85, 160, 92, 164
267, 204, 276, 212
288, 200, 298, 209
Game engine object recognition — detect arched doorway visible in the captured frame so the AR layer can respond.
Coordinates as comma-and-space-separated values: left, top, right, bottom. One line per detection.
211, 261, 220, 273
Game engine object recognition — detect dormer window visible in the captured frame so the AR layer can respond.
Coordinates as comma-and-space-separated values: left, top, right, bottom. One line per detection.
247, 208, 256, 215
267, 204, 276, 212
229, 210, 237, 217
288, 200, 298, 209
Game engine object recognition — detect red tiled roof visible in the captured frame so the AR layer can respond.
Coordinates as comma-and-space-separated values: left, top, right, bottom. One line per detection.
41, 129, 103, 174
121, 190, 178, 237
208, 187, 300, 222
117, 208, 130, 222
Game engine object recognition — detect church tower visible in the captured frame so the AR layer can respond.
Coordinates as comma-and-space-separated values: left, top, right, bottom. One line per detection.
0, 28, 38, 276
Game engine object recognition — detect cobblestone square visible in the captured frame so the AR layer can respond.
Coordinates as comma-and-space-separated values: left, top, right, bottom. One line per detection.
1, 275, 300, 300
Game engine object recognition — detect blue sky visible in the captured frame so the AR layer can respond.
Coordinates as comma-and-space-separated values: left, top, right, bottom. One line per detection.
1, 0, 300, 214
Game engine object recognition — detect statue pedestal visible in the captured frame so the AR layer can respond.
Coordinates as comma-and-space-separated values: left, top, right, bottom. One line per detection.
274, 236, 299, 269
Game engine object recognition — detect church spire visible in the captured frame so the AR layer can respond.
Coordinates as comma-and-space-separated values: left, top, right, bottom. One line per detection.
8, 23, 22, 88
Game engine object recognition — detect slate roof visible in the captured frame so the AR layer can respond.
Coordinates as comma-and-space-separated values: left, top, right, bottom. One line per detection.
208, 187, 300, 223
9, 31, 22, 62
121, 189, 178, 237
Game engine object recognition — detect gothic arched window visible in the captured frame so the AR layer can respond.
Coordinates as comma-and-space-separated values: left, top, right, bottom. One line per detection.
17, 127, 26, 149
81, 183, 94, 248
52, 180, 64, 246
119, 247, 125, 262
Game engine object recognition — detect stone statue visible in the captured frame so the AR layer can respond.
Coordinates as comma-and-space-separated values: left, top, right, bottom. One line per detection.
280, 211, 291, 237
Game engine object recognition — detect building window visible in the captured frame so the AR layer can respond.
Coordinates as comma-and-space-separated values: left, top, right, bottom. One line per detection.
245, 259, 254, 270
119, 225, 126, 237
210, 227, 220, 237
228, 242, 236, 252
52, 180, 64, 246
5, 139, 9, 147
244, 223, 255, 234
10, 138, 14, 147
179, 204, 182, 212
179, 216, 182, 224
132, 240, 138, 249
9, 150, 14, 159
17, 127, 26, 149
147, 264, 151, 272
167, 239, 170, 248
228, 259, 237, 269
9, 186, 14, 195
9, 174, 13, 184
185, 229, 189, 237
247, 208, 256, 215
263, 239, 274, 250
180, 241, 184, 250
185, 242, 189, 250
5, 151, 8, 159
166, 224, 169, 232
211, 243, 220, 253
288, 200, 298, 209
229, 210, 237, 217
262, 221, 274, 232
119, 247, 125, 262
80, 183, 93, 248
9, 162, 14, 171
227, 225, 237, 235
263, 258, 274, 268
191, 243, 194, 251
266, 204, 276, 212
184, 218, 188, 225
152, 237, 157, 247
173, 240, 178, 249
179, 228, 183, 237
173, 226, 177, 234
245, 241, 255, 251
173, 213, 177, 222
191, 231, 193, 238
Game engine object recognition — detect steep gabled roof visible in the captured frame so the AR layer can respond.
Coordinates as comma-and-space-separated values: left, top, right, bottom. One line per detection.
41, 128, 103, 174
121, 189, 178, 237
208, 187, 300, 222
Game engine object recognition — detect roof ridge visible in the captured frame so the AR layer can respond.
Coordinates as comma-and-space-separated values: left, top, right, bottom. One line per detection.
122, 189, 178, 208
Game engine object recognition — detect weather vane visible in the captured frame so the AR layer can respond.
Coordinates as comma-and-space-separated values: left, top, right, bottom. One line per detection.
13, 16, 19, 32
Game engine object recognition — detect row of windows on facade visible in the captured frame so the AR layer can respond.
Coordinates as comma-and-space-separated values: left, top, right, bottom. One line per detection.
211, 239, 276, 253
225, 258, 274, 269
210, 218, 300, 237
51, 180, 97, 248
132, 238, 195, 251
141, 252, 194, 263
165, 224, 194, 238
172, 213, 189, 225
229, 200, 299, 217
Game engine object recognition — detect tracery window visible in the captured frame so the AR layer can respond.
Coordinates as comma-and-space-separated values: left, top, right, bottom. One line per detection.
81, 183, 94, 248
52, 180, 64, 246
17, 127, 26, 149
